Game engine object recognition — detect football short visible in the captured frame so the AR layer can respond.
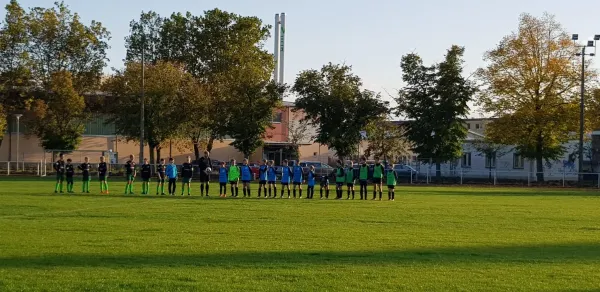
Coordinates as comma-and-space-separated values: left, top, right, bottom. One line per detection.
359, 179, 368, 186
346, 183, 354, 188
199, 172, 210, 182
126, 174, 135, 181
268, 181, 276, 184
142, 176, 151, 182
56, 174, 64, 181
219, 182, 227, 187
182, 177, 192, 183
281, 182, 289, 186
372, 178, 382, 184
336, 182, 344, 187
320, 182, 329, 187
387, 185, 395, 190
66, 177, 74, 183
98, 174, 107, 181
229, 180, 238, 185
259, 180, 267, 185
157, 177, 165, 183
293, 182, 302, 186
242, 180, 251, 184
82, 175, 91, 181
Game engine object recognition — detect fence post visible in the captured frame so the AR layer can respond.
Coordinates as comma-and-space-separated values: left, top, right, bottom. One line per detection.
460, 168, 463, 185
562, 169, 565, 188
410, 170, 413, 184
494, 170, 497, 186
527, 171, 530, 187
37, 162, 40, 176
426, 167, 430, 184
7, 162, 9, 176
597, 173, 599, 189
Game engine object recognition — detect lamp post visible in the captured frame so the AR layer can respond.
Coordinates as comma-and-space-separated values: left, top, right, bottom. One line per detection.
572, 34, 599, 181
14, 114, 22, 172
140, 36, 145, 165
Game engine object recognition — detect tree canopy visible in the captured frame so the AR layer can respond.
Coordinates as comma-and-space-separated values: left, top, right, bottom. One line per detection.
396, 45, 476, 178
293, 63, 389, 159
476, 13, 594, 180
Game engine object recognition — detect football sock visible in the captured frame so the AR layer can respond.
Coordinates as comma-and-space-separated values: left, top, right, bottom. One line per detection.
235, 187, 239, 196
287, 189, 291, 197
205, 184, 209, 195
320, 188, 323, 198
247, 189, 251, 197
293, 189, 296, 198
258, 187, 262, 197
231, 186, 234, 196
200, 184, 205, 196
352, 190, 355, 199
326, 189, 329, 198
125, 184, 129, 194
379, 191, 383, 199
299, 189, 302, 198
243, 188, 247, 197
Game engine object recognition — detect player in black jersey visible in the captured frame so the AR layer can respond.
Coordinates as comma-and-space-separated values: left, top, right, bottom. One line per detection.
65, 158, 75, 193
140, 158, 152, 195
98, 156, 109, 194
78, 157, 92, 193
156, 158, 166, 195
181, 156, 194, 196
53, 153, 65, 193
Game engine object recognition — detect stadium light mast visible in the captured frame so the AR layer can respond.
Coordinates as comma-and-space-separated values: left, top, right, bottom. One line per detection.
140, 36, 146, 165
573, 34, 599, 182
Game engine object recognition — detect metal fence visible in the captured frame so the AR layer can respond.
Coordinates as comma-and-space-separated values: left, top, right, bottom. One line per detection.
3, 160, 600, 188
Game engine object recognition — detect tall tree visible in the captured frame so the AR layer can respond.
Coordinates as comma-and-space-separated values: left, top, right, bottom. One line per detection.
476, 13, 593, 181
396, 46, 476, 179
104, 61, 204, 164
0, 0, 30, 150
125, 11, 163, 64
228, 80, 283, 158
285, 111, 312, 160
365, 119, 412, 163
26, 1, 110, 94
293, 63, 389, 159
25, 71, 85, 150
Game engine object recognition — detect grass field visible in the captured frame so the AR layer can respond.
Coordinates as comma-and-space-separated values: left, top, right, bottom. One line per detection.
1, 178, 600, 291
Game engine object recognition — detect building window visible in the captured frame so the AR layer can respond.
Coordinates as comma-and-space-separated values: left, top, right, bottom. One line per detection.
467, 123, 471, 130
513, 153, 524, 169
461, 153, 472, 168
485, 153, 496, 169
272, 112, 283, 123
475, 124, 480, 130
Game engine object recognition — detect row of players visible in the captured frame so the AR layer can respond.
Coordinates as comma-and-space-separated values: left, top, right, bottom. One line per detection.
52, 154, 400, 201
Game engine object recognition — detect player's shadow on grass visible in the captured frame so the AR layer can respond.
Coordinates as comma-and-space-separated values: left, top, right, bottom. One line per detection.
2, 243, 600, 268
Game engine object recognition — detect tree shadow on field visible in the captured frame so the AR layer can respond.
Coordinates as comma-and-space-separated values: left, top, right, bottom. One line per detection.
2, 243, 600, 269
403, 187, 600, 197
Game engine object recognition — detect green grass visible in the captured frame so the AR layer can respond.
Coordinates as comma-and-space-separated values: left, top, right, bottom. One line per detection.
1, 178, 600, 291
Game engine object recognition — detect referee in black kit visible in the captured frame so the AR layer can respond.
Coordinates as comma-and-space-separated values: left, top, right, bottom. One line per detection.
198, 151, 212, 197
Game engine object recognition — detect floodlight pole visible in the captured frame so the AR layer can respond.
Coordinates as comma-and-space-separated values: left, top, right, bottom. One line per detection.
573, 34, 598, 182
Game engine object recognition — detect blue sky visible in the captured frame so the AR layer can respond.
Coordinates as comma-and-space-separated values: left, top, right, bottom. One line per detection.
11, 0, 600, 114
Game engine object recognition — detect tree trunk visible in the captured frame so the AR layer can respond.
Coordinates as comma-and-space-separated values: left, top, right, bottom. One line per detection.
536, 133, 544, 182
149, 144, 155, 165
488, 166, 492, 182
207, 135, 215, 152
156, 146, 162, 170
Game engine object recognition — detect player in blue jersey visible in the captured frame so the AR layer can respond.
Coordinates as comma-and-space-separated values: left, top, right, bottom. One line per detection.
280, 160, 292, 199
292, 161, 304, 198
306, 165, 316, 199
267, 160, 277, 198
218, 161, 228, 197
257, 159, 268, 198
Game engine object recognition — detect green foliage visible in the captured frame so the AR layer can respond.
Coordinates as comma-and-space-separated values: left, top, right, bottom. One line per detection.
124, 9, 274, 154
26, 1, 110, 93
0, 0, 31, 112
396, 46, 475, 167
476, 13, 592, 180
103, 61, 203, 161
0, 104, 6, 144
228, 81, 283, 157
26, 71, 85, 150
293, 63, 389, 159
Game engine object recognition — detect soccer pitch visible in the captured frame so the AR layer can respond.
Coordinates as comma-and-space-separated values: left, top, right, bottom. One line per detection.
1, 178, 600, 291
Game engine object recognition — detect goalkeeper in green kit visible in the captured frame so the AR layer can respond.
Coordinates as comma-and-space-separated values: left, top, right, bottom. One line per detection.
78, 157, 92, 193
53, 153, 66, 193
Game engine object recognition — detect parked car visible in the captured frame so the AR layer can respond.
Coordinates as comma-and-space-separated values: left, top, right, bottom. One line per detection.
394, 164, 417, 177
299, 161, 334, 177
